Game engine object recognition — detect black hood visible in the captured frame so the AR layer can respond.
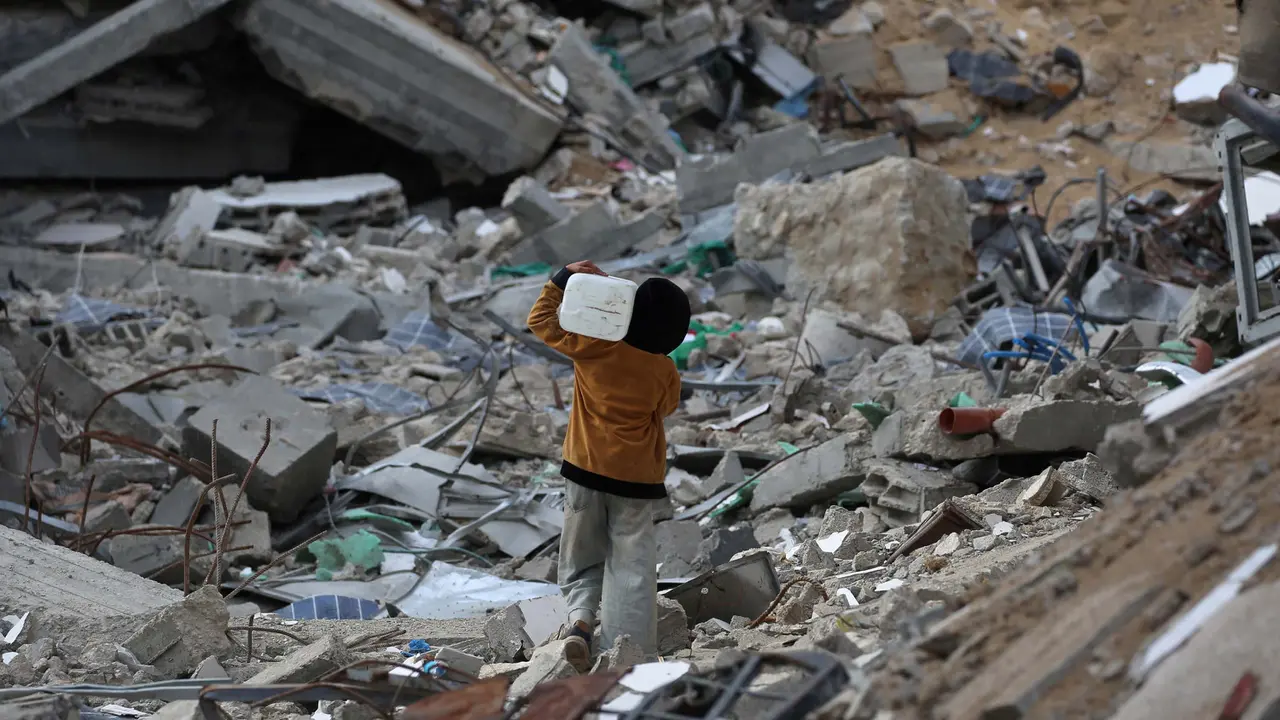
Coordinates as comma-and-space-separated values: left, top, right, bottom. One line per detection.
624, 277, 691, 355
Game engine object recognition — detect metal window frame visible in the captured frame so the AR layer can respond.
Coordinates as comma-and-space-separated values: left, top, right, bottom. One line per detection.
1217, 117, 1280, 345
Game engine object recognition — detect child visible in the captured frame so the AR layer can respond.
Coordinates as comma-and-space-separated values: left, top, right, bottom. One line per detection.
526, 260, 691, 669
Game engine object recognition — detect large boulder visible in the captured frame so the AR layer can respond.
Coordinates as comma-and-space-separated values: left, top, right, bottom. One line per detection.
734, 157, 974, 337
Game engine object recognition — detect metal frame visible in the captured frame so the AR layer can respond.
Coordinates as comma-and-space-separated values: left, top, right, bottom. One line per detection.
1217, 117, 1280, 345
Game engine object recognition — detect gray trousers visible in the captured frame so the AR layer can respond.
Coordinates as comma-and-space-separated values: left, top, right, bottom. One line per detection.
558, 481, 658, 656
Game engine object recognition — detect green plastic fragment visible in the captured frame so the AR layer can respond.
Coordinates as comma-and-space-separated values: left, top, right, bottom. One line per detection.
338, 509, 417, 533
835, 487, 867, 508
948, 392, 978, 408
305, 529, 386, 581
669, 320, 745, 369
492, 263, 552, 279
708, 441, 801, 519
851, 402, 892, 429
660, 241, 735, 279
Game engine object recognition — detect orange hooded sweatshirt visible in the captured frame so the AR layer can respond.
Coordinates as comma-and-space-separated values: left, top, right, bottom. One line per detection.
526, 268, 688, 498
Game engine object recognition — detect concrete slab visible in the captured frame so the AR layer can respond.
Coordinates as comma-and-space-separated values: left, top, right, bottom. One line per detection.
801, 134, 905, 178
507, 201, 619, 266
677, 123, 821, 214
0, 326, 162, 446
889, 41, 949, 96
749, 433, 866, 512
502, 176, 570, 235
0, 246, 305, 319
548, 23, 683, 171
241, 0, 564, 176
0, 0, 236, 125
808, 34, 878, 89
0, 525, 182, 636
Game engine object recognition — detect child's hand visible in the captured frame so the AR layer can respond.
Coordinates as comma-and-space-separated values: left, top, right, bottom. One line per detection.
566, 260, 607, 277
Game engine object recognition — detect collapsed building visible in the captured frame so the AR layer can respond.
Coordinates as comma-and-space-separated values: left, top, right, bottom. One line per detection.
0, 0, 1276, 718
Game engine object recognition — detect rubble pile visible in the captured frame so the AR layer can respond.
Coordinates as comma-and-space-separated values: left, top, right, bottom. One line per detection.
0, 0, 1274, 717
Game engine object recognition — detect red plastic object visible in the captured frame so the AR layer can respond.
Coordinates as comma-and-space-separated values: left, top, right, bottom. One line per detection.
938, 407, 1007, 435
1189, 337, 1214, 374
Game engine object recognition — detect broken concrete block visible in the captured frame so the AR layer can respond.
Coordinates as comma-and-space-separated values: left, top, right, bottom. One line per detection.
549, 23, 681, 171
149, 476, 205, 527
123, 586, 230, 679
507, 200, 619, 266
241, 0, 563, 175
1173, 62, 1235, 125
183, 375, 337, 523
700, 451, 745, 499
501, 176, 569, 235
657, 594, 691, 654
896, 93, 971, 139
484, 608, 525, 663
250, 634, 352, 685
889, 41, 950, 95
806, 615, 861, 656
152, 187, 223, 252
479, 661, 530, 680
775, 581, 824, 624
1018, 468, 1063, 507
656, 520, 704, 579
0, 326, 162, 446
590, 633, 645, 673
696, 526, 757, 569
224, 505, 273, 566
508, 639, 578, 698
1107, 139, 1219, 183
800, 538, 837, 570
619, 3, 720, 86
871, 411, 995, 461
108, 529, 193, 585
801, 134, 905, 179
434, 647, 484, 676
515, 556, 557, 583
749, 433, 866, 512
734, 157, 973, 337
678, 123, 822, 214
818, 506, 856, 537
862, 459, 977, 519
993, 398, 1142, 454
932, 532, 961, 557
591, 207, 670, 261
84, 500, 132, 534
82, 458, 171, 493
808, 34, 877, 89
829, 6, 874, 36
923, 9, 973, 48
193, 656, 231, 680
1054, 453, 1117, 502
274, 283, 383, 348
752, 507, 794, 545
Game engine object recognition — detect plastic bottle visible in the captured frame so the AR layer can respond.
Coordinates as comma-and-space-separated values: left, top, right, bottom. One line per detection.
557, 273, 639, 341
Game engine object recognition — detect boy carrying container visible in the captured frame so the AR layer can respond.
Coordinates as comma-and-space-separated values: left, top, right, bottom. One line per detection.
526, 260, 692, 669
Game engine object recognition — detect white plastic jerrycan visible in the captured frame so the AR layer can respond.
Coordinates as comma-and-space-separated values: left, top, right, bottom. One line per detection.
558, 273, 639, 342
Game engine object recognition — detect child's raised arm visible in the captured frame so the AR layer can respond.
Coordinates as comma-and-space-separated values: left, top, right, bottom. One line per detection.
526, 262, 612, 361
